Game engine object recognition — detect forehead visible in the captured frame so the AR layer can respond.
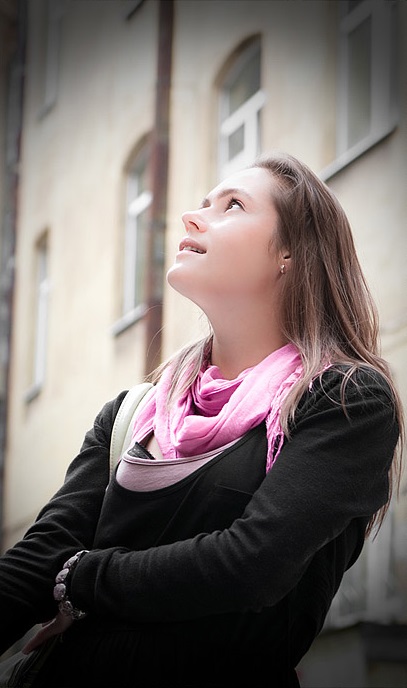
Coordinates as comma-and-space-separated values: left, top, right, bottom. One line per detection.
208, 167, 272, 202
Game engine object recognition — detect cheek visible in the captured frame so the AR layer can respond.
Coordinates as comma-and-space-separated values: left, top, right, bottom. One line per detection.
232, 243, 276, 285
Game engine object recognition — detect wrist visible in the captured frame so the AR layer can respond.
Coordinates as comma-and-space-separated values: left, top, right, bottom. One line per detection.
53, 549, 89, 620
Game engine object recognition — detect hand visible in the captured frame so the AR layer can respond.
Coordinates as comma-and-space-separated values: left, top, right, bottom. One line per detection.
22, 612, 73, 654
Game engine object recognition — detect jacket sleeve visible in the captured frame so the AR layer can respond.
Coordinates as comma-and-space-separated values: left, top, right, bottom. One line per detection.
70, 368, 399, 623
0, 391, 127, 655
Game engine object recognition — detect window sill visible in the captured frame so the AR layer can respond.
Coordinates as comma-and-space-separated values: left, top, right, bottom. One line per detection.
123, 0, 145, 20
24, 382, 43, 404
111, 304, 147, 337
319, 121, 398, 182
37, 99, 56, 121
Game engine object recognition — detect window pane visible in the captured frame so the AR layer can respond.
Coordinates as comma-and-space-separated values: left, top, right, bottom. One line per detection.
34, 239, 49, 386
129, 160, 148, 198
226, 47, 260, 117
135, 160, 148, 196
228, 124, 245, 159
134, 205, 149, 307
123, 143, 151, 315
256, 108, 262, 156
389, 1, 398, 117
347, 16, 371, 147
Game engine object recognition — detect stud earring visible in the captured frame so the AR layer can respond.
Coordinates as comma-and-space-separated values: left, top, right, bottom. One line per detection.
280, 264, 286, 274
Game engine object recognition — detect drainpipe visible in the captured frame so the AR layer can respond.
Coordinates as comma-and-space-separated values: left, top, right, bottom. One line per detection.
0, 0, 26, 551
144, 0, 174, 376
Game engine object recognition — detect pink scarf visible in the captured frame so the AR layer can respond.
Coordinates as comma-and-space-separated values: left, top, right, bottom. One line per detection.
132, 343, 303, 472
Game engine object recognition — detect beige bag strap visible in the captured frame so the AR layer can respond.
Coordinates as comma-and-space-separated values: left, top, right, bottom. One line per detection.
109, 382, 154, 478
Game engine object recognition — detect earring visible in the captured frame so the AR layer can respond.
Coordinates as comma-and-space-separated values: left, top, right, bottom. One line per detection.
280, 264, 285, 274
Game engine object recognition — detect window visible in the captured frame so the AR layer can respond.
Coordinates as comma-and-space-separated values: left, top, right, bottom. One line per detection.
326, 506, 400, 629
113, 144, 152, 334
218, 39, 265, 180
38, 0, 64, 117
25, 235, 49, 401
331, 0, 398, 172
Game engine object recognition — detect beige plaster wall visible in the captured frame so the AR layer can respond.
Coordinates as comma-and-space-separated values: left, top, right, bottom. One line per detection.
4, 0, 159, 544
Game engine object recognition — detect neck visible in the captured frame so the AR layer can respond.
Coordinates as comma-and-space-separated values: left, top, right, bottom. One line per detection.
208, 305, 286, 379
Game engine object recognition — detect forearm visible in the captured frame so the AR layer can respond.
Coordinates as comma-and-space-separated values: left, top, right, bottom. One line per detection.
0, 392, 126, 654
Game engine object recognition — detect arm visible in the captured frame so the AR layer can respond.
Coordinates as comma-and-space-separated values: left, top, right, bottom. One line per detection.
71, 368, 399, 623
0, 391, 127, 654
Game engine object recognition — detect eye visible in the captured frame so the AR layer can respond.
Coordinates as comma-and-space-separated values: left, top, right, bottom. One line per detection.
226, 197, 243, 210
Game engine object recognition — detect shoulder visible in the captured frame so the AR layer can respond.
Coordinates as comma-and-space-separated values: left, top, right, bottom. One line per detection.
291, 364, 399, 444
300, 364, 395, 411
98, 390, 129, 425
80, 390, 129, 450
279, 364, 399, 503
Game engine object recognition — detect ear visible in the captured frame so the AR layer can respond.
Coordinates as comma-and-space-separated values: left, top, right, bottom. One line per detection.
279, 250, 291, 273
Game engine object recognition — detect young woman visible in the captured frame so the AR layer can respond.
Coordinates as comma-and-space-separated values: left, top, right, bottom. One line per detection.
0, 152, 403, 687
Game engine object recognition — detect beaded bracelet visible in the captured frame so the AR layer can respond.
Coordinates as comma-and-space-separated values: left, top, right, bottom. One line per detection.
53, 549, 89, 620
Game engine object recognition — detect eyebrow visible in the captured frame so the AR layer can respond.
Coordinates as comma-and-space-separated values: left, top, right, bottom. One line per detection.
199, 187, 254, 208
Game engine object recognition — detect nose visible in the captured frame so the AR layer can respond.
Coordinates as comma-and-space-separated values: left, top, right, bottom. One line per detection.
181, 210, 207, 233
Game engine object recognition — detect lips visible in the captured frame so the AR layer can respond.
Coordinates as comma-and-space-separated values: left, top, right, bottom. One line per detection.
179, 238, 206, 254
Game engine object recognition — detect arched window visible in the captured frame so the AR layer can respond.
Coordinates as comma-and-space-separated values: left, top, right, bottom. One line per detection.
218, 38, 265, 179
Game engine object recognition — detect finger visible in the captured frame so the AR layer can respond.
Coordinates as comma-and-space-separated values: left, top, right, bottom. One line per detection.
23, 613, 74, 654
22, 625, 53, 654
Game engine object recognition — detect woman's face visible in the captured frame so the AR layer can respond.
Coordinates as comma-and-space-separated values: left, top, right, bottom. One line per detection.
167, 167, 284, 312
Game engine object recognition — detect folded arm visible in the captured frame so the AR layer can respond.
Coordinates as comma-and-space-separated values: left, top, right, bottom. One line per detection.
0, 391, 127, 654
70, 369, 398, 623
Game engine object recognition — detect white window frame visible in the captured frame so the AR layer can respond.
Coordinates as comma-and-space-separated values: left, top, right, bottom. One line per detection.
218, 41, 265, 180
112, 151, 152, 335
25, 237, 50, 402
320, 0, 398, 180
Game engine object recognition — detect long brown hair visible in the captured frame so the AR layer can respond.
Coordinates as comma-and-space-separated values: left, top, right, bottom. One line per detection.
152, 152, 404, 534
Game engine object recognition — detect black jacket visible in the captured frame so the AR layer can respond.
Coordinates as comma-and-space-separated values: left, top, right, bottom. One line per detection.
0, 367, 399, 686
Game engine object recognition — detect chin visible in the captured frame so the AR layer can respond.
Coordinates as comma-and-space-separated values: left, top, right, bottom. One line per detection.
167, 264, 191, 298
166, 266, 205, 309
166, 264, 180, 290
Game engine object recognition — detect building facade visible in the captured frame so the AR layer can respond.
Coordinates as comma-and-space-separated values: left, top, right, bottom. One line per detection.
0, 1, 406, 684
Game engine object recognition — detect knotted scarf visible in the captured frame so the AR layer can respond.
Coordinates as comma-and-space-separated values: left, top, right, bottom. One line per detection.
132, 342, 303, 472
